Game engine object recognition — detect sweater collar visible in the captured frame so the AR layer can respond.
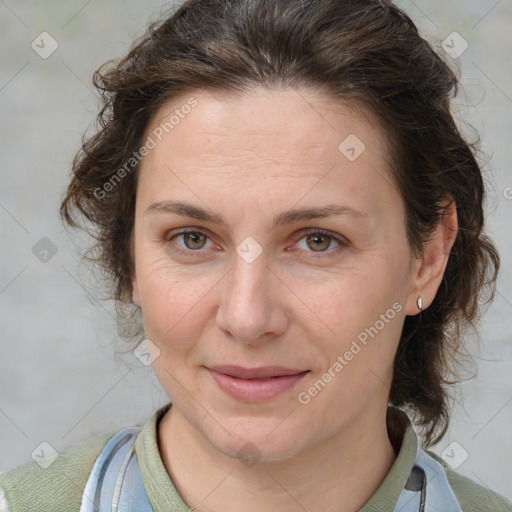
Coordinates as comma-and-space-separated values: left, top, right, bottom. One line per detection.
135, 403, 418, 512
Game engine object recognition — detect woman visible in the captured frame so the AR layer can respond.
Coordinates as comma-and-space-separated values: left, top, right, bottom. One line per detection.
1, 0, 510, 510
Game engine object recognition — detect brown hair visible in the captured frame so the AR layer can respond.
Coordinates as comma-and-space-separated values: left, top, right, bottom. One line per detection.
60, 0, 499, 447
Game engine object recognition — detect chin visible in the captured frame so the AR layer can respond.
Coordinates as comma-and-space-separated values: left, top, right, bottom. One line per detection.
202, 414, 312, 465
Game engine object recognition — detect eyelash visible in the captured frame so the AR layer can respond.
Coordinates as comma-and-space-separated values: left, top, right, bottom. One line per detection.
165, 228, 348, 259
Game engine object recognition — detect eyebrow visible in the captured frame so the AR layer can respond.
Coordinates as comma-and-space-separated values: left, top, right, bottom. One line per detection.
144, 200, 367, 231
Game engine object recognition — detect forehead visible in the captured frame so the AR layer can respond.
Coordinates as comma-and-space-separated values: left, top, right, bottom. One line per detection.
170, 86, 365, 126
138, 87, 398, 215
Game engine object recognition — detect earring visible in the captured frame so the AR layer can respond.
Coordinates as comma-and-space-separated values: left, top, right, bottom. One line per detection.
417, 297, 423, 311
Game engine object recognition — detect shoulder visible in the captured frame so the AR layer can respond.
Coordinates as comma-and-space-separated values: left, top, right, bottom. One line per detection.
0, 429, 119, 512
426, 449, 512, 512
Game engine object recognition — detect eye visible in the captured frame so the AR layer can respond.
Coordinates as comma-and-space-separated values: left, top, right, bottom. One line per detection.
293, 229, 346, 257
166, 229, 215, 256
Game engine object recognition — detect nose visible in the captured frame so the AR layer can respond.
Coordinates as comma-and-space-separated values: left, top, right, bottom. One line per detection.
215, 251, 289, 345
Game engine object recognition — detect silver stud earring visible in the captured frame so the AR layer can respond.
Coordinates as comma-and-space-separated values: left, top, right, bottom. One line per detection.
417, 297, 423, 311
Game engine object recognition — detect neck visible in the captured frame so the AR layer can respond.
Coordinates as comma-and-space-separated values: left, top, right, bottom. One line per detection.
158, 403, 399, 512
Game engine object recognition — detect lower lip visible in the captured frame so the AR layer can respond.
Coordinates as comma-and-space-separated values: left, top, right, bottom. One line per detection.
207, 369, 309, 402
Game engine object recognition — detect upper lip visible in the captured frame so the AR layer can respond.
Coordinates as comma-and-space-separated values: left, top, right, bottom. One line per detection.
208, 365, 308, 379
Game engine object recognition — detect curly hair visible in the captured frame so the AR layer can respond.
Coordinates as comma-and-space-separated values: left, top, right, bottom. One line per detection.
60, 0, 499, 447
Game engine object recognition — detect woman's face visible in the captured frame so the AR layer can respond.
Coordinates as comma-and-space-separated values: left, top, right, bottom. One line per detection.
132, 87, 421, 461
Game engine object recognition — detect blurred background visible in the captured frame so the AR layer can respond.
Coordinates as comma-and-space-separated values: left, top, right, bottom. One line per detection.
1, 0, 511, 502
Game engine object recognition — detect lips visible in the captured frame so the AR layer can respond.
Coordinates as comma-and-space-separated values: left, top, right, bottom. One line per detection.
209, 365, 308, 379
206, 365, 309, 402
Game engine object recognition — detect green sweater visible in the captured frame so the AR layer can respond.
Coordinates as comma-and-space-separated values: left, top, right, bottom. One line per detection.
1, 404, 511, 511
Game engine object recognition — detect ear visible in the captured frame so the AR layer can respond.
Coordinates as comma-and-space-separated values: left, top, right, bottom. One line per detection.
132, 269, 141, 307
405, 198, 458, 315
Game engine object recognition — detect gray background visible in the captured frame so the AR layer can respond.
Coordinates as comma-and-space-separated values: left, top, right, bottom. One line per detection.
1, 0, 511, 502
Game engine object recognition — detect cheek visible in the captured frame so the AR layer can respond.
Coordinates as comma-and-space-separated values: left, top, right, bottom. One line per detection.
135, 254, 229, 363
295, 258, 407, 379
299, 264, 397, 331
136, 262, 202, 341
301, 280, 404, 401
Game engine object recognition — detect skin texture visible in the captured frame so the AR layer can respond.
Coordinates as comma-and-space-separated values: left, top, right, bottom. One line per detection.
131, 87, 458, 512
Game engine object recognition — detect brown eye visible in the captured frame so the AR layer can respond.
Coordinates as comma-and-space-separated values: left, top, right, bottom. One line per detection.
181, 232, 208, 250
305, 233, 332, 252
293, 229, 346, 259
166, 229, 214, 255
